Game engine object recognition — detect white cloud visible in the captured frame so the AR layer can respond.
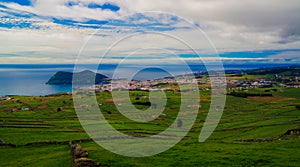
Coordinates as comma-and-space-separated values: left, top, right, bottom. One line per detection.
0, 0, 300, 63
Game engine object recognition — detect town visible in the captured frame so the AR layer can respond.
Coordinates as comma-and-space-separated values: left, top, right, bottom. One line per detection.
83, 67, 300, 93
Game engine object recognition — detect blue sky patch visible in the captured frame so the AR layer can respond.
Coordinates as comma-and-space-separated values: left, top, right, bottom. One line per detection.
65, 1, 120, 12
219, 49, 300, 58
52, 18, 108, 29
0, 19, 40, 29
87, 2, 120, 12
0, 0, 32, 6
66, 1, 79, 7
0, 4, 8, 9
178, 49, 300, 59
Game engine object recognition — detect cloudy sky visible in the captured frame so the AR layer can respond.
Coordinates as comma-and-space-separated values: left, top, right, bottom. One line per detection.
0, 0, 299, 64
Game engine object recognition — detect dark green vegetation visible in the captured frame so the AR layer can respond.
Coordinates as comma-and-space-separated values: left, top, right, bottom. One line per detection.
0, 88, 300, 166
246, 66, 300, 76
228, 91, 273, 98
46, 70, 109, 85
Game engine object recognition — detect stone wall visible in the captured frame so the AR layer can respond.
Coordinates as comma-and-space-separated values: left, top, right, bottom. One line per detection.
69, 142, 102, 167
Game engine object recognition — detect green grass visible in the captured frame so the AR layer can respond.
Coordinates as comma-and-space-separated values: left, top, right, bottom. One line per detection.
0, 145, 72, 167
0, 88, 299, 166
82, 139, 300, 167
273, 87, 300, 99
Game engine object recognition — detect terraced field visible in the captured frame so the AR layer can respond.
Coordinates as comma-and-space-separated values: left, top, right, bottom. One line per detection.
0, 88, 299, 166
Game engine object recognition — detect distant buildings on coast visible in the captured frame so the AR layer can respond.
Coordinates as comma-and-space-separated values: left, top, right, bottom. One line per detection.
82, 71, 300, 93
0, 96, 11, 101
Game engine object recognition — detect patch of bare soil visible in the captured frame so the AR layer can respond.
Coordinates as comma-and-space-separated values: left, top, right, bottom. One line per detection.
247, 95, 296, 102
37, 104, 49, 109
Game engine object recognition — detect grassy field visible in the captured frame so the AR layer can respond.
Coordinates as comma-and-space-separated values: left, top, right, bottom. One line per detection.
0, 88, 299, 166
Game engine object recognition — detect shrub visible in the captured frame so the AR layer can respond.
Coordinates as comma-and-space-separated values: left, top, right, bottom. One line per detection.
57, 107, 62, 112
228, 91, 248, 98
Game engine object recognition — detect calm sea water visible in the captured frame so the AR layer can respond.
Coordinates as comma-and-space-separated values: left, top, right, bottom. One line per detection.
0, 65, 74, 96
0, 63, 297, 96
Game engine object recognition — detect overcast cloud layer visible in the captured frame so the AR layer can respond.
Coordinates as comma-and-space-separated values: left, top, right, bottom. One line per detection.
0, 0, 299, 64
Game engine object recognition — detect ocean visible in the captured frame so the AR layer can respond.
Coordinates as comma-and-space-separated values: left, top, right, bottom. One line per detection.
0, 63, 297, 96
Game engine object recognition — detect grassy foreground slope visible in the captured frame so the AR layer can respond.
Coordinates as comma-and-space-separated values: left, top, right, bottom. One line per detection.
0, 88, 299, 166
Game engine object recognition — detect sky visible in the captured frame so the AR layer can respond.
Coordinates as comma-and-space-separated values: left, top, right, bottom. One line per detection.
0, 0, 299, 64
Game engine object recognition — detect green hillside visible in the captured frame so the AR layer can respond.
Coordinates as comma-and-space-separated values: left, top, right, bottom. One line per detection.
46, 70, 109, 85
0, 87, 299, 166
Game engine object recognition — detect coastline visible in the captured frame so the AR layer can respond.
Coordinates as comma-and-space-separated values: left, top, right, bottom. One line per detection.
0, 64, 299, 96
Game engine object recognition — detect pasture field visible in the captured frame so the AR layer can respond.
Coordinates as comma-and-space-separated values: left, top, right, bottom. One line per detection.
0, 88, 299, 166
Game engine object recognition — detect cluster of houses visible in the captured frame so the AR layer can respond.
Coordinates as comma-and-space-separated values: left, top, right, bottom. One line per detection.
88, 72, 299, 92
228, 79, 275, 90
91, 76, 198, 92
0, 96, 11, 101
277, 76, 300, 88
